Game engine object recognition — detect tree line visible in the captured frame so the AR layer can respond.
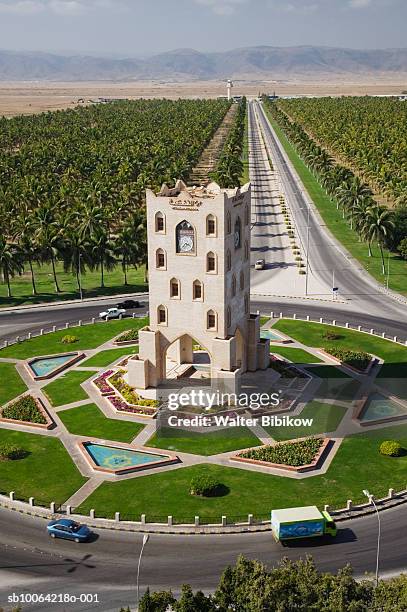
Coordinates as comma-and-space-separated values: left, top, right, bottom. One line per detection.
211, 97, 247, 189
0, 99, 231, 297
263, 97, 407, 273
122, 555, 407, 611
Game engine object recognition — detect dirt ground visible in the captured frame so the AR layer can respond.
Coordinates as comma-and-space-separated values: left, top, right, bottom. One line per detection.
0, 76, 406, 117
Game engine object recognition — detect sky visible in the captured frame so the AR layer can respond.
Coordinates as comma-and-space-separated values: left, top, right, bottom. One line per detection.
0, 0, 404, 56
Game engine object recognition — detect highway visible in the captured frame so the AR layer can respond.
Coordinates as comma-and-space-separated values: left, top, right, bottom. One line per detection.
1, 506, 407, 611
251, 99, 407, 322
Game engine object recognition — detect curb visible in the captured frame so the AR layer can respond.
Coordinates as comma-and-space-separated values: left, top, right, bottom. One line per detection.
2, 488, 407, 535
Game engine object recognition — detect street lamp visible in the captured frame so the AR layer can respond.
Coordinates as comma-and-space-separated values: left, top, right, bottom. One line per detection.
78, 253, 83, 302
363, 489, 381, 586
136, 534, 150, 609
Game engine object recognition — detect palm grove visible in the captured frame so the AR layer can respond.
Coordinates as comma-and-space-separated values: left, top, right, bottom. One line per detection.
0, 99, 233, 299
263, 96, 407, 276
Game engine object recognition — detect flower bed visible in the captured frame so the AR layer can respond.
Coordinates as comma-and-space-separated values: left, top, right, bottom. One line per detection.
114, 329, 139, 345
240, 438, 323, 466
107, 395, 157, 417
232, 437, 331, 473
323, 347, 372, 373
0, 395, 54, 429
108, 371, 159, 408
93, 370, 115, 396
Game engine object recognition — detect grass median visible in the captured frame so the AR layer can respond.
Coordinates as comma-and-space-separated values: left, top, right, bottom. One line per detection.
0, 363, 28, 406
58, 403, 144, 443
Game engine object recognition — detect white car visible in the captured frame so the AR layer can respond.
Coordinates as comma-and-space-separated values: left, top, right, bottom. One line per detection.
255, 259, 266, 270
99, 307, 126, 320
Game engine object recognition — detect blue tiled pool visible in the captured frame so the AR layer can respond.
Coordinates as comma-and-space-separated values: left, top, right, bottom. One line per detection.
29, 354, 78, 378
261, 329, 283, 341
83, 442, 169, 473
360, 393, 407, 423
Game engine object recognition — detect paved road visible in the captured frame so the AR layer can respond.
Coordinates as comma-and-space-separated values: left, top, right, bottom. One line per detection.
1, 505, 407, 611
253, 100, 407, 322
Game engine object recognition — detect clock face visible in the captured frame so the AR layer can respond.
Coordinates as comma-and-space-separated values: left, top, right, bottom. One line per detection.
179, 235, 194, 252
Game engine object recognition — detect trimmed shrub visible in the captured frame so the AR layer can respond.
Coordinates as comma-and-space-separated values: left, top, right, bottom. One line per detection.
380, 440, 403, 457
239, 438, 323, 467
2, 395, 46, 424
0, 443, 25, 460
61, 335, 79, 344
323, 331, 341, 341
190, 474, 222, 497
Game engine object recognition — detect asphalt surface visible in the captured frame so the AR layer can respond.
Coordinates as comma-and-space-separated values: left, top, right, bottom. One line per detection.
1, 506, 407, 611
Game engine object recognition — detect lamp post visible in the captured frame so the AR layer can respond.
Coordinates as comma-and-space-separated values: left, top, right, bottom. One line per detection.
386, 250, 390, 290
78, 253, 83, 302
363, 489, 381, 586
136, 534, 150, 609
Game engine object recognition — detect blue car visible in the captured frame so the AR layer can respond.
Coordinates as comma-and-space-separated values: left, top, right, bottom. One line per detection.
47, 519, 91, 543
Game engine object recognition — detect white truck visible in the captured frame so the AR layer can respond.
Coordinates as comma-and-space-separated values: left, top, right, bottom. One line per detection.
271, 506, 337, 543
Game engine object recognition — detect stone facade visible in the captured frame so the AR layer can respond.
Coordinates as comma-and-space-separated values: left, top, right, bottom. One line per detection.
128, 179, 270, 397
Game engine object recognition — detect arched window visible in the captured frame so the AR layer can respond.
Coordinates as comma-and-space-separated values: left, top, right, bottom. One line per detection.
157, 305, 167, 325
226, 211, 232, 234
206, 251, 217, 273
244, 205, 250, 226
155, 211, 165, 233
244, 240, 249, 262
240, 270, 245, 290
226, 249, 231, 272
234, 216, 241, 249
226, 306, 232, 328
231, 274, 236, 297
156, 248, 166, 269
207, 309, 217, 330
244, 294, 249, 314
170, 278, 180, 299
193, 279, 203, 301
206, 214, 216, 236
176, 220, 195, 254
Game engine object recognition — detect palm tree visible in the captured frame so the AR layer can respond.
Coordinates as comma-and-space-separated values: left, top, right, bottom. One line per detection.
32, 204, 62, 294
0, 236, 23, 298
91, 231, 116, 289
362, 205, 395, 273
12, 211, 41, 296
335, 177, 373, 225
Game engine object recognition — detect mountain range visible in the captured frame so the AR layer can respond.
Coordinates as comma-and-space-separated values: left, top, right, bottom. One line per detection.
0, 46, 406, 81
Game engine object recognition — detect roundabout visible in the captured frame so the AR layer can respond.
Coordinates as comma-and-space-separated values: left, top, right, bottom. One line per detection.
1, 314, 407, 529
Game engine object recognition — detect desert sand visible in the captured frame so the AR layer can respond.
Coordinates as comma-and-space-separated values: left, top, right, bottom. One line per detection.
0, 76, 406, 117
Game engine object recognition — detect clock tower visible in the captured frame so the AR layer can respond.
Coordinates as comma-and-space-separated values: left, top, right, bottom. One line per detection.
128, 179, 270, 397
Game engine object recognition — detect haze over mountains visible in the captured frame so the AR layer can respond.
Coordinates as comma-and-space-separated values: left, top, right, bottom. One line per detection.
0, 46, 406, 82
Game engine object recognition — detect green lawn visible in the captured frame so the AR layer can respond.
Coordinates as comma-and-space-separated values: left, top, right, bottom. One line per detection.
43, 370, 91, 407
0, 317, 148, 360
271, 347, 322, 364
81, 346, 139, 368
0, 261, 147, 308
260, 317, 270, 327
147, 426, 259, 456
263, 105, 407, 295
274, 320, 407, 377
58, 403, 144, 443
0, 363, 28, 406
265, 401, 347, 440
77, 425, 407, 521
0, 429, 87, 505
